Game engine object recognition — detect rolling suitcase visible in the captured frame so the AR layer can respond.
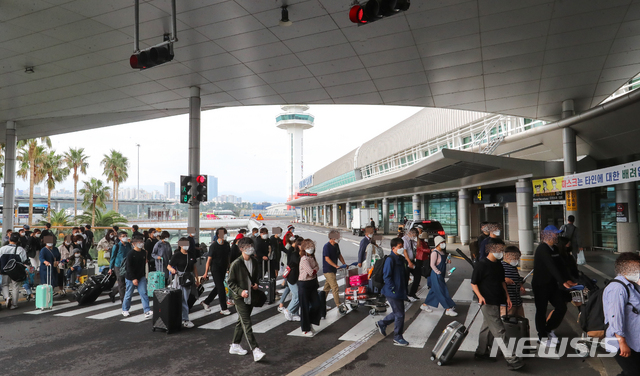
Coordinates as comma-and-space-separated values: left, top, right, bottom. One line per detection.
100, 269, 117, 290
36, 265, 54, 311
258, 260, 276, 305
431, 304, 483, 366
152, 288, 183, 334
319, 291, 327, 318
502, 315, 530, 348
147, 271, 166, 297
74, 275, 104, 305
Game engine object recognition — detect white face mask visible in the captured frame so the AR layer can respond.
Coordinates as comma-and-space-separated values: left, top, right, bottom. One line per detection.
306, 248, 315, 255
182, 245, 190, 251
261, 234, 268, 239
76, 241, 82, 245
244, 247, 255, 256
65, 241, 71, 246
624, 272, 640, 284
74, 253, 80, 257
509, 260, 519, 267
334, 238, 341, 244
46, 243, 53, 247
493, 252, 504, 260
121, 237, 128, 242
439, 243, 446, 250
493, 230, 501, 236
164, 238, 169, 242
397, 247, 405, 254
134, 243, 144, 249
35, 234, 40, 238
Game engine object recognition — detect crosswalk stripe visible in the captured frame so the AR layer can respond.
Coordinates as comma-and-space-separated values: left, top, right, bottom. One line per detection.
404, 307, 446, 348
24, 295, 110, 315
87, 299, 151, 319
198, 303, 274, 330
121, 301, 154, 322
288, 306, 344, 337
452, 279, 474, 303
55, 296, 140, 317
459, 302, 483, 352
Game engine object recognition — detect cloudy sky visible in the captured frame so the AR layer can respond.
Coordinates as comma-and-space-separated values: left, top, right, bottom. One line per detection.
19, 105, 422, 202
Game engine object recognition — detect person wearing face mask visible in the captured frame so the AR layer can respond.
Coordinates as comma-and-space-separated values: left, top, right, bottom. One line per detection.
501, 246, 525, 317
229, 233, 244, 265
39, 237, 62, 296
298, 239, 322, 337
167, 237, 200, 328
403, 227, 420, 302
323, 230, 347, 311
27, 229, 42, 271
283, 225, 295, 247
255, 228, 275, 278
375, 238, 410, 346
603, 252, 640, 375
122, 236, 152, 319
144, 228, 158, 272
40, 223, 54, 246
249, 228, 259, 241
0, 232, 28, 309
96, 230, 116, 262
478, 222, 502, 261
202, 228, 232, 315
18, 229, 28, 249
108, 231, 133, 304
471, 238, 524, 370
269, 228, 284, 279
422, 236, 457, 316
282, 237, 303, 321
152, 231, 173, 285
66, 248, 85, 288
532, 225, 576, 349
363, 234, 384, 274
226, 237, 266, 362
357, 226, 374, 268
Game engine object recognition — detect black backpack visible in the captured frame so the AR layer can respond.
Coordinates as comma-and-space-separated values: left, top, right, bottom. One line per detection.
372, 255, 389, 289
579, 279, 638, 334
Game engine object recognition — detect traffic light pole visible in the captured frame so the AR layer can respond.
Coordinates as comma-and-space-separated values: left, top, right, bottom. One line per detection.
188, 86, 201, 242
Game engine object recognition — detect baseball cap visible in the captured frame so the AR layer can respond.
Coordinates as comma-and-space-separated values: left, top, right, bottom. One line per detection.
543, 225, 562, 234
23, 225, 30, 230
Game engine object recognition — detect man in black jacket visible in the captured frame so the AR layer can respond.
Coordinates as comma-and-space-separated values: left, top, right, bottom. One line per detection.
122, 235, 151, 319
254, 228, 274, 278
532, 225, 577, 349
202, 228, 231, 315
269, 228, 284, 278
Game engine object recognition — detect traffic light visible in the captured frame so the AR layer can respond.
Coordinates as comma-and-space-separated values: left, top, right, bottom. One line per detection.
195, 175, 207, 202
349, 0, 410, 24
180, 175, 192, 204
130, 42, 174, 70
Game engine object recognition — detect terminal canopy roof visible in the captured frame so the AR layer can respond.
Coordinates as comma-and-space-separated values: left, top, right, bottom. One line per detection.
3, 0, 640, 139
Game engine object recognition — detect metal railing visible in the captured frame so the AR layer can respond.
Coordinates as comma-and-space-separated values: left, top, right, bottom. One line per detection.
601, 74, 640, 104
359, 115, 546, 180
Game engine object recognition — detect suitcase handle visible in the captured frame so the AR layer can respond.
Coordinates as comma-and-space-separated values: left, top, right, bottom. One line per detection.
465, 303, 484, 334
262, 259, 270, 278
46, 264, 52, 307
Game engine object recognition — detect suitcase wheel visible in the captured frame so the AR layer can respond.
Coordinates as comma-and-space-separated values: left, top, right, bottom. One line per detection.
430, 356, 435, 361
369, 309, 376, 316
437, 361, 442, 366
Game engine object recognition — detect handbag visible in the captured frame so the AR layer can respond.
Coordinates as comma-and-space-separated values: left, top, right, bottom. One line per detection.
178, 254, 194, 287
3, 245, 27, 282
576, 250, 586, 265
251, 288, 267, 307
282, 265, 291, 278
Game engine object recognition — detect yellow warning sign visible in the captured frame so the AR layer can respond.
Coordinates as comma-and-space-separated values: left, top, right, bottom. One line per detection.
566, 190, 577, 211
256, 214, 264, 220
251, 213, 256, 218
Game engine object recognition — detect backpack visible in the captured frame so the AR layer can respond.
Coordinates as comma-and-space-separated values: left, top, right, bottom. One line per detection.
372, 255, 389, 289
579, 279, 638, 336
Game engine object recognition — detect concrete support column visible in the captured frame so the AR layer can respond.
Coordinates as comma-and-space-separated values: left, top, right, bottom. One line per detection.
458, 188, 470, 245
317, 206, 321, 224
382, 198, 389, 235
346, 201, 352, 229
2, 121, 17, 236
332, 203, 338, 228
420, 194, 426, 220
412, 194, 421, 220
616, 182, 639, 253
516, 178, 534, 269
394, 198, 399, 222
323, 205, 328, 226
188, 87, 201, 240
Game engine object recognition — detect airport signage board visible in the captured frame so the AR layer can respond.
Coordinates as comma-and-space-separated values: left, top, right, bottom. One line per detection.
563, 160, 640, 190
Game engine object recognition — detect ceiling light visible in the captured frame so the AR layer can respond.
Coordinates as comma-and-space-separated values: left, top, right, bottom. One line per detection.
279, 6, 292, 27
25, 66, 34, 74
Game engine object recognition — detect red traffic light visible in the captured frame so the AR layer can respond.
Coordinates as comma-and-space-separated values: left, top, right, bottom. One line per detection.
196, 175, 206, 184
130, 44, 174, 70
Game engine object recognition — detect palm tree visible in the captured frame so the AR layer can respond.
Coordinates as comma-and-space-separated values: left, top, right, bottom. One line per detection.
17, 138, 51, 225
101, 150, 129, 213
79, 178, 111, 227
75, 209, 127, 228
63, 147, 89, 217
42, 151, 70, 221
38, 209, 73, 227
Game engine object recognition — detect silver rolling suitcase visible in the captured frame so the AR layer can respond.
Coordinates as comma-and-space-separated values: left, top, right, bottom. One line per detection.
431, 304, 483, 366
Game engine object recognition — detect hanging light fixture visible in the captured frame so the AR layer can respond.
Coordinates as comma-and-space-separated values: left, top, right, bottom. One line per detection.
279, 6, 292, 26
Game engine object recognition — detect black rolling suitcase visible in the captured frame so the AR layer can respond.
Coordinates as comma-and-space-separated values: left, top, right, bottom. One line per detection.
502, 315, 530, 348
318, 291, 327, 318
431, 304, 483, 366
152, 288, 183, 334
73, 275, 104, 305
100, 270, 117, 290
258, 260, 276, 305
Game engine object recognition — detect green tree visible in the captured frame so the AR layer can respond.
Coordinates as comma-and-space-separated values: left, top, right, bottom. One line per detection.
42, 151, 70, 222
79, 178, 111, 227
101, 150, 128, 213
38, 209, 73, 227
63, 147, 89, 217
75, 209, 127, 228
17, 138, 51, 225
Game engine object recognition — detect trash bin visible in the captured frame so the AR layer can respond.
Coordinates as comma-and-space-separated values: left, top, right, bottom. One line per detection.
447, 235, 456, 244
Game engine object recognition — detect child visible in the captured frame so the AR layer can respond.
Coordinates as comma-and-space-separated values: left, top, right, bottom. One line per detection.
23, 265, 36, 301
471, 237, 524, 370
66, 249, 85, 287
501, 246, 525, 317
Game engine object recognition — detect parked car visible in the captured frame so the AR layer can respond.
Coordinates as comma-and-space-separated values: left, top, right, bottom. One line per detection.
404, 219, 446, 247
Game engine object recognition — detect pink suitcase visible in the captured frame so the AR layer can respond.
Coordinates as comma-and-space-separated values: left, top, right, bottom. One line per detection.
349, 274, 368, 286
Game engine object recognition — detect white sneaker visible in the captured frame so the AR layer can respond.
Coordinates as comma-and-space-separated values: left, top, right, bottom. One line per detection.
182, 320, 194, 328
220, 309, 231, 316
408, 296, 417, 302
420, 304, 433, 312
253, 347, 266, 362
202, 302, 211, 312
445, 309, 458, 317
144, 311, 152, 319
326, 305, 331, 310
229, 344, 248, 355
277, 306, 285, 313
301, 330, 315, 337
284, 309, 293, 321
292, 315, 301, 322
122, 311, 130, 317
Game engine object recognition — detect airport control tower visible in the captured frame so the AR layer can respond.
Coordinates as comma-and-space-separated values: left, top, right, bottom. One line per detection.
276, 105, 314, 203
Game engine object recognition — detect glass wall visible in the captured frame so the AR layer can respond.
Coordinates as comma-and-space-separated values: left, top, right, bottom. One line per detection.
426, 193, 458, 236
591, 187, 617, 250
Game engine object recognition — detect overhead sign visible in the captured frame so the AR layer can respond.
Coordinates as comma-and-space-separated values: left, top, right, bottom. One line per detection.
296, 193, 318, 197
299, 175, 313, 190
563, 160, 640, 190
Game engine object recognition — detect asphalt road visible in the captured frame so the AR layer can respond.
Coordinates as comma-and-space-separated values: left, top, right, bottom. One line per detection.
0, 221, 621, 376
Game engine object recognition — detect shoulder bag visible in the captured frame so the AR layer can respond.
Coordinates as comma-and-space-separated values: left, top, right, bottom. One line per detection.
3, 245, 27, 282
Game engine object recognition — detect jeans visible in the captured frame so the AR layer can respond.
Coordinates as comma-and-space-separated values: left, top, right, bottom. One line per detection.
2, 275, 20, 307
66, 266, 83, 282
181, 286, 190, 321
286, 281, 300, 315
203, 270, 227, 311
280, 282, 291, 304
476, 304, 520, 366
533, 283, 567, 339
322, 272, 340, 306
123, 277, 150, 313
379, 297, 405, 340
